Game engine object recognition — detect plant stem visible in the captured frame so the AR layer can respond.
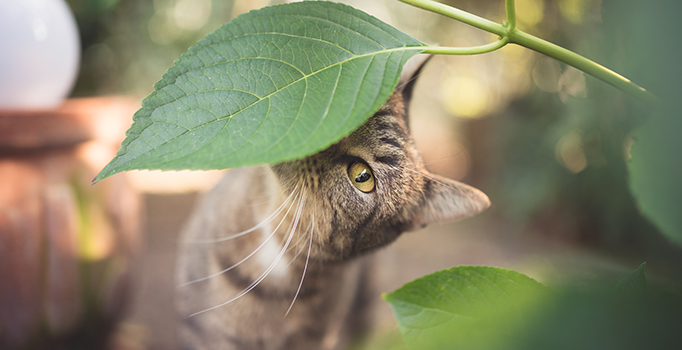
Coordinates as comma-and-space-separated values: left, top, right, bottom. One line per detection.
398, 0, 661, 107
505, 0, 516, 31
423, 38, 508, 55
508, 30, 660, 107
398, 0, 505, 36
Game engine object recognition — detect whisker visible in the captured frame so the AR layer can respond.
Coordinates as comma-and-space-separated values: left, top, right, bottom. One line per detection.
188, 192, 306, 318
179, 189, 301, 287
185, 185, 298, 244
284, 218, 313, 269
290, 205, 313, 256
286, 205, 314, 316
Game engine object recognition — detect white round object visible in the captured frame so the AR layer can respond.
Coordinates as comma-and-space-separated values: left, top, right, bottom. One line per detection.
0, 0, 80, 109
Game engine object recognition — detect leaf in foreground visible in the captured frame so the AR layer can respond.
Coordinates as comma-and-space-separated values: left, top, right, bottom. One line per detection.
95, 1, 426, 182
383, 266, 552, 349
614, 262, 646, 298
615, 1, 682, 246
628, 105, 682, 246
384, 265, 682, 350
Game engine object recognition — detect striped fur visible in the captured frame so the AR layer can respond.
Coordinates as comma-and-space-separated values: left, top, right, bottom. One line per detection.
176, 56, 490, 350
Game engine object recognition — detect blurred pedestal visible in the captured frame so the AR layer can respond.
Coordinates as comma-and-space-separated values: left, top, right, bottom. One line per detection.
0, 98, 141, 349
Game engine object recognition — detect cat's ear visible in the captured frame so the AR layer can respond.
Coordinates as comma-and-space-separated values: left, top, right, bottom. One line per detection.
408, 173, 490, 230
398, 54, 433, 105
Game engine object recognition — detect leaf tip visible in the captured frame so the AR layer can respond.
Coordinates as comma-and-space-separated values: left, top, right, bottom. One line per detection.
615, 262, 647, 298
93, 166, 115, 185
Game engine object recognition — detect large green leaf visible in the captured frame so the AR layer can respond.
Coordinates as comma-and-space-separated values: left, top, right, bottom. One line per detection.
628, 105, 682, 245
383, 265, 682, 350
383, 266, 552, 349
95, 1, 425, 182
611, 0, 682, 245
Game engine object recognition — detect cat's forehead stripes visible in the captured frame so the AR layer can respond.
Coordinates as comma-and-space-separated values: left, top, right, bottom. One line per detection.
176, 56, 492, 347
355, 104, 413, 168
376, 92, 409, 126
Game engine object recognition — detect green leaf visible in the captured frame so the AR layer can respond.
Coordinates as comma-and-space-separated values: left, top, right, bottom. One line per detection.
612, 0, 682, 246
614, 262, 646, 298
383, 266, 552, 349
628, 105, 682, 245
505, 290, 682, 350
383, 265, 682, 350
94, 1, 425, 182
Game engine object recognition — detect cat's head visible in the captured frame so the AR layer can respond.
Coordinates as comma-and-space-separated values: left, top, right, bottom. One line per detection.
272, 55, 490, 262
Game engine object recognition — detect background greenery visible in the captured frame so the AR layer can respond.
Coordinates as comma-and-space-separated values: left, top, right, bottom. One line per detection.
69, 0, 681, 265
64, 0, 682, 348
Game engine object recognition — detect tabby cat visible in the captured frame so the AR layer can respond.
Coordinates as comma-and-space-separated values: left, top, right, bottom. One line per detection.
175, 56, 490, 350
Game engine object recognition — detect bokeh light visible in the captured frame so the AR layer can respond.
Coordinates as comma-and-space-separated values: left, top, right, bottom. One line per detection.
441, 75, 493, 119
555, 130, 588, 173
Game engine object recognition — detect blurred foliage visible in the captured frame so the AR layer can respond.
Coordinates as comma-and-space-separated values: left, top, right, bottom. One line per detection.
68, 0, 121, 13
384, 266, 553, 350
63, 1, 682, 349
384, 264, 682, 350
66, 0, 247, 97
629, 105, 682, 246
64, 0, 682, 274
454, 0, 682, 270
614, 262, 646, 297
615, 0, 682, 246
469, 0, 640, 234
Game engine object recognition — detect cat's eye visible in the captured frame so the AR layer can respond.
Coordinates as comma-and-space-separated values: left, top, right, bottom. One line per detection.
348, 161, 375, 193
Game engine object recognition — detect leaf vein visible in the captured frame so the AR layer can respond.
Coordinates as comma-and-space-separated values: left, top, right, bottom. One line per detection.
115, 47, 423, 169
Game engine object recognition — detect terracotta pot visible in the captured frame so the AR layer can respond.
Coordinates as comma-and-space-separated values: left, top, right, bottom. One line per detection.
0, 98, 141, 349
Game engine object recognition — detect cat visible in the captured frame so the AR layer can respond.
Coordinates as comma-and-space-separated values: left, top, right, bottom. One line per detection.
175, 55, 490, 350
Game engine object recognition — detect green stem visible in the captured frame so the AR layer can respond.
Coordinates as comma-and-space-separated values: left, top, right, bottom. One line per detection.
398, 0, 505, 36
505, 0, 516, 31
398, 0, 661, 107
423, 37, 509, 55
508, 30, 660, 107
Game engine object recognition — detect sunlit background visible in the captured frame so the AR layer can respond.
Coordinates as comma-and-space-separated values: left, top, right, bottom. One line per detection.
65, 0, 682, 347
66, 0, 666, 244
3, 0, 680, 349
67, 0, 605, 193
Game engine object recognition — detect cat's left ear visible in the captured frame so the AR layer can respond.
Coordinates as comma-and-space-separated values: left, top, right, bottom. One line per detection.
398, 54, 433, 106
408, 173, 490, 230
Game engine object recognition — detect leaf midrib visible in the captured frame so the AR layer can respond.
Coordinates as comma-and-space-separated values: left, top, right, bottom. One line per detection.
158, 22, 399, 108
